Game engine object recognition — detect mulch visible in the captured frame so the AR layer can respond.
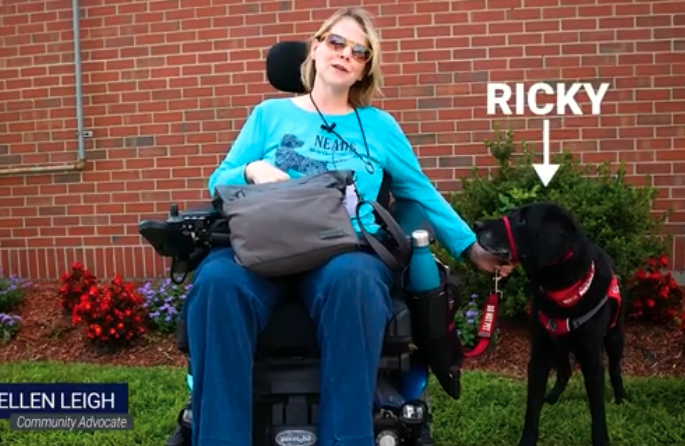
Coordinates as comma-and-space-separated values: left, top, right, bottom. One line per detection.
1, 283, 684, 379
0, 283, 186, 369
463, 317, 685, 379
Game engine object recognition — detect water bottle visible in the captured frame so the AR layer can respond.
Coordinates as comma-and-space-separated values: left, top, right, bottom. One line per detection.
406, 230, 444, 341
401, 230, 444, 401
406, 229, 441, 293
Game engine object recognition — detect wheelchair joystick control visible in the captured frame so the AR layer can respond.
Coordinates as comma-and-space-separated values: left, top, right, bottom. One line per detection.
167, 203, 183, 224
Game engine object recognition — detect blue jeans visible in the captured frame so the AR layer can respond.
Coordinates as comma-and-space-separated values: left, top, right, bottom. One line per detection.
184, 247, 394, 446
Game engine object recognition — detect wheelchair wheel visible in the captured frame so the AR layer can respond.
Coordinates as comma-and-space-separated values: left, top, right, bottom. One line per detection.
166, 394, 192, 446
165, 422, 190, 446
416, 389, 435, 446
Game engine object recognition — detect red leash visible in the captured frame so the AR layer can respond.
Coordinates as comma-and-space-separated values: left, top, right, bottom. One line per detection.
461, 216, 512, 357
463, 271, 502, 358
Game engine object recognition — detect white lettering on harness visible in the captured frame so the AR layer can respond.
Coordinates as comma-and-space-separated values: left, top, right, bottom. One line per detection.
480, 304, 496, 334
561, 267, 595, 306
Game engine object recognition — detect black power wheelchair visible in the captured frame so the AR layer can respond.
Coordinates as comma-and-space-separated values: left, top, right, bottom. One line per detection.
139, 41, 497, 446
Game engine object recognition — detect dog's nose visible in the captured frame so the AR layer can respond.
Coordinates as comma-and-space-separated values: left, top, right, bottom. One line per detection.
473, 220, 484, 231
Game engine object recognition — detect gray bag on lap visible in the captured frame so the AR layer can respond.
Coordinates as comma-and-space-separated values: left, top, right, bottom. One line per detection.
212, 170, 410, 278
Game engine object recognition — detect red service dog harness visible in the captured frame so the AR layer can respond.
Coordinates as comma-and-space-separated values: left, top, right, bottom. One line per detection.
502, 215, 622, 337
538, 263, 622, 337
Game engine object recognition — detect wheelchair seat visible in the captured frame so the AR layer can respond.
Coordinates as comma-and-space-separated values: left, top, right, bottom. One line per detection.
253, 283, 415, 388
255, 292, 413, 363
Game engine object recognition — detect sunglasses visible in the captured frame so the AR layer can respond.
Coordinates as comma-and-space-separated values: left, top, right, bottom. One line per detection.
319, 32, 372, 63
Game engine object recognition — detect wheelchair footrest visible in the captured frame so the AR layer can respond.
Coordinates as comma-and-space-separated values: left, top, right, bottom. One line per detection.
254, 393, 320, 446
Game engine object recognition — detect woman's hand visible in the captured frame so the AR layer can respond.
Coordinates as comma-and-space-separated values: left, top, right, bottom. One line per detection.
467, 242, 514, 278
245, 161, 290, 184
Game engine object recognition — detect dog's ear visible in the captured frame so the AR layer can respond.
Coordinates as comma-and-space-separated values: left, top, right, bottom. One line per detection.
532, 207, 581, 268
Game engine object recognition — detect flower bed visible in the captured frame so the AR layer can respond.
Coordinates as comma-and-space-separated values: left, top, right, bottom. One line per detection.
0, 270, 31, 345
0, 261, 682, 378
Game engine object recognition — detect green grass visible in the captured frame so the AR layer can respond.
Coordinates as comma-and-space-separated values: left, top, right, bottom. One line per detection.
0, 361, 684, 445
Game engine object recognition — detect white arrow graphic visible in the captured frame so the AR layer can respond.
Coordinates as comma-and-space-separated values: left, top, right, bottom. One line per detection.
532, 119, 559, 186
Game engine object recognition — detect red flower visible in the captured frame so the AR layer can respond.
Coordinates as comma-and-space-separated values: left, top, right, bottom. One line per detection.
57, 263, 99, 313
660, 287, 670, 299
659, 255, 669, 268
628, 255, 684, 326
64, 266, 148, 348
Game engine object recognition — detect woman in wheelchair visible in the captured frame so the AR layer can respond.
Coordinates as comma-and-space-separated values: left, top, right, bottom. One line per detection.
181, 6, 512, 446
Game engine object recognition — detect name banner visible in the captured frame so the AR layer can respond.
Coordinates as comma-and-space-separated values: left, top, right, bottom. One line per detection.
0, 383, 128, 419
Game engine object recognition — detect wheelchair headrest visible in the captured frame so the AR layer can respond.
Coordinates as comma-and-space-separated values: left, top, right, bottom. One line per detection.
266, 41, 308, 94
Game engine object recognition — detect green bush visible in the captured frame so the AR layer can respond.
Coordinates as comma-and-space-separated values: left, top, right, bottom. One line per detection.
438, 128, 670, 318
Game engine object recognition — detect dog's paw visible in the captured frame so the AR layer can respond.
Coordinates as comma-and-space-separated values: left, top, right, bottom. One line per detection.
544, 391, 561, 405
516, 434, 538, 446
614, 393, 631, 405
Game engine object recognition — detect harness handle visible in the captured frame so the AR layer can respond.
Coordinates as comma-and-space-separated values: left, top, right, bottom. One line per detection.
463, 269, 502, 358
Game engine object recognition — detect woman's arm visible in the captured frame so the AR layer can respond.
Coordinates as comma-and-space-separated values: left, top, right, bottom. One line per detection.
207, 104, 266, 194
381, 112, 476, 260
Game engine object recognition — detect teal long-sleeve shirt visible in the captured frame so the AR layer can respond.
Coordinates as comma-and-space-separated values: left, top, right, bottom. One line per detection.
208, 97, 476, 259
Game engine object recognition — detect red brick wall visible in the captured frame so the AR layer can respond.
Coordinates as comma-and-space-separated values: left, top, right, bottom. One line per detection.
1, 0, 683, 281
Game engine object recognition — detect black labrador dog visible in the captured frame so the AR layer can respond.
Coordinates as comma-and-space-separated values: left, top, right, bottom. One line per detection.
473, 202, 627, 446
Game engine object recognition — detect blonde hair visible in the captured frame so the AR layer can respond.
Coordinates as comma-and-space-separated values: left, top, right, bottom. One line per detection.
300, 7, 383, 108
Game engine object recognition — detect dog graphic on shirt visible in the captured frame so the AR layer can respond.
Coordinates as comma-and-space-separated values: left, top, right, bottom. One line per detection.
275, 134, 328, 175
274, 134, 359, 217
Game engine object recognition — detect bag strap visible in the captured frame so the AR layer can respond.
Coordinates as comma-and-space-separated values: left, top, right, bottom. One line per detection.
355, 199, 412, 271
